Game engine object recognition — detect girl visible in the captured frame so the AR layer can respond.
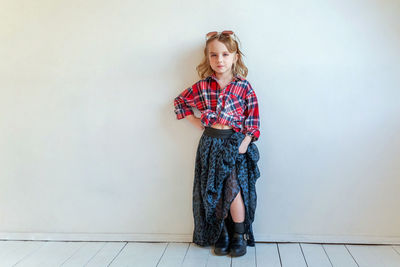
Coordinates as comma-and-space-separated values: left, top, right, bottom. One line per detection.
173, 30, 261, 257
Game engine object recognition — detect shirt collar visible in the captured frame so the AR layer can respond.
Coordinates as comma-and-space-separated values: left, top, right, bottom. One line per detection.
209, 72, 244, 82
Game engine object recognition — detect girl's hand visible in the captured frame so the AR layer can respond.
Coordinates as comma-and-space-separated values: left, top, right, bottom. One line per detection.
186, 115, 205, 131
194, 118, 205, 131
238, 135, 252, 154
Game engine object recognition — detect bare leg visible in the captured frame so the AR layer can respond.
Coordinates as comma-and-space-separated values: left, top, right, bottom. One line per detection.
230, 190, 245, 223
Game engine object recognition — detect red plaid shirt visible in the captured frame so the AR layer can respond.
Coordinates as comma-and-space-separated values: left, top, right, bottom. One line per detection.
173, 73, 260, 142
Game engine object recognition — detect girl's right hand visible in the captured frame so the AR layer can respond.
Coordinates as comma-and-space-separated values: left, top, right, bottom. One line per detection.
186, 115, 205, 131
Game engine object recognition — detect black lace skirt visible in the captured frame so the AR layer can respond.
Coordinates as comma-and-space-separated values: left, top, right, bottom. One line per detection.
192, 126, 260, 247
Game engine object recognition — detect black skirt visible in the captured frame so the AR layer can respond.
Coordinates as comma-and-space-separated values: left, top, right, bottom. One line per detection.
192, 126, 260, 247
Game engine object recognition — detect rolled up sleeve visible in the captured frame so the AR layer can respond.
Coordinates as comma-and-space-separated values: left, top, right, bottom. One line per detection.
173, 86, 196, 119
244, 84, 260, 142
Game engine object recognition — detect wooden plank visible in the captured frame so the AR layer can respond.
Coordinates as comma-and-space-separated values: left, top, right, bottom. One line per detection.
0, 241, 29, 258
347, 244, 400, 266
207, 246, 231, 267
255, 243, 282, 267
323, 244, 358, 267
0, 241, 44, 266
15, 241, 84, 267
300, 243, 332, 267
61, 242, 105, 266
85, 242, 126, 267
181, 243, 210, 267
108, 242, 167, 266
392, 245, 400, 254
278, 243, 307, 267
2, 241, 400, 267
231, 246, 256, 267
157, 242, 190, 267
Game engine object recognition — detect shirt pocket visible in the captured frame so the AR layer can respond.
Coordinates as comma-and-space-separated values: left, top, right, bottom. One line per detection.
224, 92, 246, 116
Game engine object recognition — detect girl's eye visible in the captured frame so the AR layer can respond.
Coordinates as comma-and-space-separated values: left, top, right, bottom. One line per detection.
210, 54, 229, 57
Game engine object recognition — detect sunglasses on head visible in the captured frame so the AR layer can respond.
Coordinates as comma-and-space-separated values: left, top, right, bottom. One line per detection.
205, 30, 235, 41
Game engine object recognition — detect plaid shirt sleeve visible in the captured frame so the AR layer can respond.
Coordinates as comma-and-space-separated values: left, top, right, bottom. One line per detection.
173, 85, 196, 119
244, 83, 260, 142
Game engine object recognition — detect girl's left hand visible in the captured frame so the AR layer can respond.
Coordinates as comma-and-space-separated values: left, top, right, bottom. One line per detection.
238, 136, 252, 154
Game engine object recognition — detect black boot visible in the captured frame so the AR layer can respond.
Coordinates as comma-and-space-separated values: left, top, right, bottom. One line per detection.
229, 221, 247, 257
214, 219, 230, 255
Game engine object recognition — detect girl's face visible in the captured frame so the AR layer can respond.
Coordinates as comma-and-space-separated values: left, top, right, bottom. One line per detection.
207, 39, 238, 77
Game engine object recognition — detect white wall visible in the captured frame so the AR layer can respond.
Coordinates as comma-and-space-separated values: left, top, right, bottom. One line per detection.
0, 0, 399, 243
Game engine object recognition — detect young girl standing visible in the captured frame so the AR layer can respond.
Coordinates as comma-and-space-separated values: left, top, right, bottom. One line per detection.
173, 31, 261, 257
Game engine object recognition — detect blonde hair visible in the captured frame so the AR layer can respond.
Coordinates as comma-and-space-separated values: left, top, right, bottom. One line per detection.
196, 33, 248, 79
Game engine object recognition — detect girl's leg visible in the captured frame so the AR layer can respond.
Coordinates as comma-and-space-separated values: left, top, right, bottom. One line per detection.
227, 164, 247, 257
229, 191, 247, 257
230, 190, 245, 223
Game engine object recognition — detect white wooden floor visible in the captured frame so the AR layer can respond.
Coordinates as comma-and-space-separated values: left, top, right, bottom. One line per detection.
1, 241, 400, 266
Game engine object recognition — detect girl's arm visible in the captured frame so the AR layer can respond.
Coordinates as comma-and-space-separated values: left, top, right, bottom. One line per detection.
243, 84, 260, 142
173, 86, 196, 120
174, 84, 205, 131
